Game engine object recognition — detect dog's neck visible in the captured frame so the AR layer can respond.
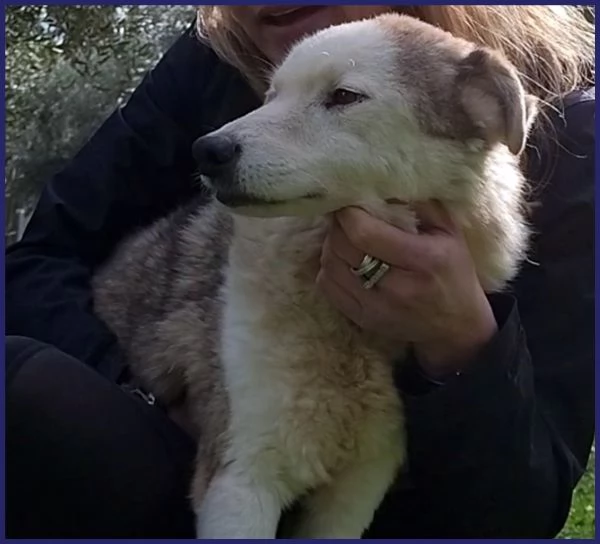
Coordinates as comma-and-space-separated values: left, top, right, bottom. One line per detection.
228, 202, 417, 291
225, 209, 413, 360
229, 215, 328, 288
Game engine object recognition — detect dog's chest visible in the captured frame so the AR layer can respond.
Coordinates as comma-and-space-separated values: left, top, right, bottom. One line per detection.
222, 309, 403, 490
220, 222, 404, 489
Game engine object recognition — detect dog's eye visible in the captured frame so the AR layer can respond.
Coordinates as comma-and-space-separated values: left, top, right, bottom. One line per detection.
325, 88, 367, 109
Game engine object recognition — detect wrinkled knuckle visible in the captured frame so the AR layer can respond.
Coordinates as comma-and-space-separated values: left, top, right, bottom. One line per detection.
426, 244, 449, 272
347, 219, 372, 249
420, 273, 437, 293
362, 297, 377, 318
396, 282, 419, 303
355, 310, 368, 330
319, 249, 329, 269
393, 277, 426, 303
361, 303, 385, 331
316, 269, 328, 289
320, 244, 336, 269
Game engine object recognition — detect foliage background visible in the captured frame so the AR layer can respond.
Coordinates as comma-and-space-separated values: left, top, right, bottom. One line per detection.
4, 5, 595, 538
5, 5, 195, 242
558, 444, 595, 539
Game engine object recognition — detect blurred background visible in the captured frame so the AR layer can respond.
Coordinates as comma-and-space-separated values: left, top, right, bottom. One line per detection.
5, 5, 195, 244
3, 5, 595, 538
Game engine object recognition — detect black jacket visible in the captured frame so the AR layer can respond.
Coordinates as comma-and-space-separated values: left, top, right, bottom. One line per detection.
5, 24, 595, 538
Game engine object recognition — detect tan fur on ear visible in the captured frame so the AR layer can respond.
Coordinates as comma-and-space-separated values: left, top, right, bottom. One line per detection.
457, 48, 538, 155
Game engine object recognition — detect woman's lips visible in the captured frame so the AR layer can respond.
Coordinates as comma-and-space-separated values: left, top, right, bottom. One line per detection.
259, 6, 329, 27
256, 6, 335, 59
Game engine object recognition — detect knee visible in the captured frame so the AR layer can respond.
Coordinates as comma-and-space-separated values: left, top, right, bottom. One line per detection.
6, 335, 49, 360
5, 335, 56, 385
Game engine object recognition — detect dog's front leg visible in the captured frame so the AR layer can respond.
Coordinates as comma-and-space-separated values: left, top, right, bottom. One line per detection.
286, 448, 403, 539
194, 467, 283, 539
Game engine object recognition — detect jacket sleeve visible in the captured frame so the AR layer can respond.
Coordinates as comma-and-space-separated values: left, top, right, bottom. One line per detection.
368, 95, 595, 538
5, 23, 219, 380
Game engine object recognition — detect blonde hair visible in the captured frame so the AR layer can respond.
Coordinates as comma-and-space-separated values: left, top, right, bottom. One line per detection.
198, 5, 594, 108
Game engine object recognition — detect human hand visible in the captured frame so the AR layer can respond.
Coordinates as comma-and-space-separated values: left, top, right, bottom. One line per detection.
317, 201, 498, 379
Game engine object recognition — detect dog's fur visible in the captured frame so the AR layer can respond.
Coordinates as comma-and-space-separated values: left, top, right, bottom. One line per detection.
93, 13, 537, 538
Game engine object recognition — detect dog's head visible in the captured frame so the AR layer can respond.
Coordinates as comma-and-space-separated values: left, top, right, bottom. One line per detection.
194, 13, 538, 217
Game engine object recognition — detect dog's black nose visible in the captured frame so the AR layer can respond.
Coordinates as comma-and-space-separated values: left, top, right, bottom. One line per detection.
192, 134, 241, 178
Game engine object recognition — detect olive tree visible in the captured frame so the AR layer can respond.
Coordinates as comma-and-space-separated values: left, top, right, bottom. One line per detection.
5, 5, 195, 243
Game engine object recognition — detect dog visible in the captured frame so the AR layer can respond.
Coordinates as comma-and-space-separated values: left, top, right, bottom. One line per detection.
93, 13, 537, 539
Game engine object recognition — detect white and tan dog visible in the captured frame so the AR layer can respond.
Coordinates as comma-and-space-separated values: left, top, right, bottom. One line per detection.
94, 13, 537, 539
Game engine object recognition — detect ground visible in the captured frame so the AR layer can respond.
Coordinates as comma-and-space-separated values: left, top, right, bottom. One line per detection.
558, 444, 595, 539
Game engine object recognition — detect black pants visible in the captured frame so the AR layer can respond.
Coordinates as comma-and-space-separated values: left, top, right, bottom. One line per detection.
6, 336, 197, 538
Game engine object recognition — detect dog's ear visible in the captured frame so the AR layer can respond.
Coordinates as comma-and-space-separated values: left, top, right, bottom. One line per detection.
456, 48, 538, 155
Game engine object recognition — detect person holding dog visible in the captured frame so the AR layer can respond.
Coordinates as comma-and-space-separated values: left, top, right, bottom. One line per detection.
6, 5, 595, 538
